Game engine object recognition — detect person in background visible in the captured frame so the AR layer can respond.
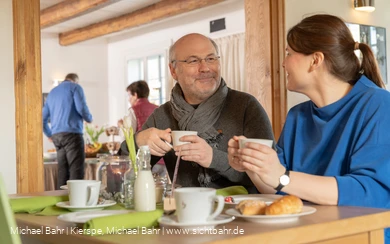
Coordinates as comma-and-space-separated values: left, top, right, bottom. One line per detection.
118, 80, 158, 132
228, 14, 390, 242
120, 33, 274, 192
117, 80, 165, 176
43, 73, 93, 189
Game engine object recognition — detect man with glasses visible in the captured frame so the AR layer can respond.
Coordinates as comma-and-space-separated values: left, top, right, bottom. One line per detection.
120, 33, 274, 192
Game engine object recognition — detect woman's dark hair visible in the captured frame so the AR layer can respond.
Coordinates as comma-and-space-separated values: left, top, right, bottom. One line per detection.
127, 80, 150, 98
287, 14, 384, 88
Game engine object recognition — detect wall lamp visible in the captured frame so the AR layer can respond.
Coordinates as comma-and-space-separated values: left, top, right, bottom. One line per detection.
53, 79, 62, 87
354, 0, 375, 12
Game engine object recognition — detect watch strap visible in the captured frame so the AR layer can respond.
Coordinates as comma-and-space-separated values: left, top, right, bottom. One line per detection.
274, 169, 290, 192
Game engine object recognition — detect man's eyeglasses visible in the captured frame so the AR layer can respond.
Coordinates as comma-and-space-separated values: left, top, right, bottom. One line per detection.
172, 55, 220, 66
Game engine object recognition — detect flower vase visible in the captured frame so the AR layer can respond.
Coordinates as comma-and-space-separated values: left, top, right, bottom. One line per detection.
124, 164, 138, 209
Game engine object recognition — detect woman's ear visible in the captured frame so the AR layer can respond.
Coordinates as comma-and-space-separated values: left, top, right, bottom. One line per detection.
309, 52, 325, 71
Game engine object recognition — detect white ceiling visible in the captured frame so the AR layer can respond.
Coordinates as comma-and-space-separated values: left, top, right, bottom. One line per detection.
40, 0, 161, 34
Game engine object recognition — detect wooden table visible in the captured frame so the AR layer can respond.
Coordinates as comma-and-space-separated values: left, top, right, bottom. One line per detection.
13, 191, 390, 244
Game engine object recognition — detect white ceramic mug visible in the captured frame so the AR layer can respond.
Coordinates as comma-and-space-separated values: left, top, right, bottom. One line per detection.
174, 187, 224, 224
171, 131, 198, 147
239, 138, 273, 149
67, 180, 101, 207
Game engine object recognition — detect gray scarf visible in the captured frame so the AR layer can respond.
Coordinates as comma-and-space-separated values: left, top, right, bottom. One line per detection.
170, 78, 228, 186
170, 78, 228, 144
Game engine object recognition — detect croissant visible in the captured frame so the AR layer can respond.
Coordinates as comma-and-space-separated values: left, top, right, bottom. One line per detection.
265, 195, 303, 215
236, 199, 267, 215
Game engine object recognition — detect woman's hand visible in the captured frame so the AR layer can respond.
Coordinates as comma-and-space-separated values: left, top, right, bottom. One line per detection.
238, 141, 285, 189
227, 135, 247, 172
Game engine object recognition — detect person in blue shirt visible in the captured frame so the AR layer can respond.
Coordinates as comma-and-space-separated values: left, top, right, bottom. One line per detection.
43, 73, 93, 189
228, 14, 390, 242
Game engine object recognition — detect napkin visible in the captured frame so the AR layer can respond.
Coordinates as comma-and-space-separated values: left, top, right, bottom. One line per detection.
216, 186, 248, 196
10, 195, 69, 214
83, 209, 164, 236
37, 206, 70, 216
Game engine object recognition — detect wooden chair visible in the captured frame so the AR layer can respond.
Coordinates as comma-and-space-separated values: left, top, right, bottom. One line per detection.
0, 174, 22, 244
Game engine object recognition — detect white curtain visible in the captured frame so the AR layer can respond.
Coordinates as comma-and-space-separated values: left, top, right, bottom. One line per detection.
214, 33, 246, 91
166, 47, 174, 101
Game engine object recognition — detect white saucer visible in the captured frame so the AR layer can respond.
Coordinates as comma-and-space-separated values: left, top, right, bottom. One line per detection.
58, 210, 133, 224
225, 206, 317, 223
60, 185, 68, 190
158, 215, 234, 230
60, 185, 105, 190
55, 200, 116, 212
224, 194, 282, 205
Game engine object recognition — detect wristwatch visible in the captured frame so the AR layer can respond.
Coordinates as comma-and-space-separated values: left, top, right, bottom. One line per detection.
274, 169, 290, 192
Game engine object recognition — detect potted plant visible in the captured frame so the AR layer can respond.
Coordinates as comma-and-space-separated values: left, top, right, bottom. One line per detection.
85, 123, 105, 157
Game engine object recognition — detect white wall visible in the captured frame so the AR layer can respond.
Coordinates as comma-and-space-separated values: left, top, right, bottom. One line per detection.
41, 34, 110, 151
286, 0, 390, 109
108, 0, 390, 116
107, 0, 245, 125
0, 0, 16, 193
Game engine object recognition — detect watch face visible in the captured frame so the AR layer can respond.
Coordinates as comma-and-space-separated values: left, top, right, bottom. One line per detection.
280, 175, 290, 186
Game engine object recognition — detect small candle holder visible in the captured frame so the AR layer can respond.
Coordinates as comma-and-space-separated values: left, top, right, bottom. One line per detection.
105, 126, 120, 155
98, 155, 130, 204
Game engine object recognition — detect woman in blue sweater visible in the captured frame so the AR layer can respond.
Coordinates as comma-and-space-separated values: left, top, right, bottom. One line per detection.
228, 13, 390, 237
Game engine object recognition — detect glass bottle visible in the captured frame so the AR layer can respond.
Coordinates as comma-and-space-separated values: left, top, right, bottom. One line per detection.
154, 174, 167, 206
123, 159, 138, 209
134, 145, 156, 211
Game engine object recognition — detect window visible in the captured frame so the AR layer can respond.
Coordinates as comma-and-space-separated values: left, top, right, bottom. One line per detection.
347, 23, 387, 84
127, 54, 166, 105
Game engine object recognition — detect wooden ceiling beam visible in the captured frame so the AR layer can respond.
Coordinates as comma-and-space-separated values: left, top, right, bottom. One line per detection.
41, 0, 120, 28
59, 0, 225, 46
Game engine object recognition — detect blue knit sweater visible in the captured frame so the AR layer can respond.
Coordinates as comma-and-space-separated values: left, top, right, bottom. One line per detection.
43, 80, 92, 137
277, 76, 390, 242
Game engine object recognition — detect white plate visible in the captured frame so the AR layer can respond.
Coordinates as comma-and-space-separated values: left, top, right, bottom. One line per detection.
158, 215, 234, 230
225, 206, 317, 223
43, 152, 57, 160
58, 210, 133, 224
56, 200, 116, 212
224, 194, 282, 205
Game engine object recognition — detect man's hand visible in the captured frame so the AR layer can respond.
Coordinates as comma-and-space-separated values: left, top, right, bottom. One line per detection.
135, 128, 172, 156
174, 135, 213, 168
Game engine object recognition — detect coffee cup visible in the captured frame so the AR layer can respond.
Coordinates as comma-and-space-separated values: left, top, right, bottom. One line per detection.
174, 187, 224, 224
171, 131, 198, 147
239, 138, 273, 149
67, 180, 101, 207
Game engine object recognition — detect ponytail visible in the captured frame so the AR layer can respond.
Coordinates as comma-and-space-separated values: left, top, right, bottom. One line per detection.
357, 42, 385, 88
